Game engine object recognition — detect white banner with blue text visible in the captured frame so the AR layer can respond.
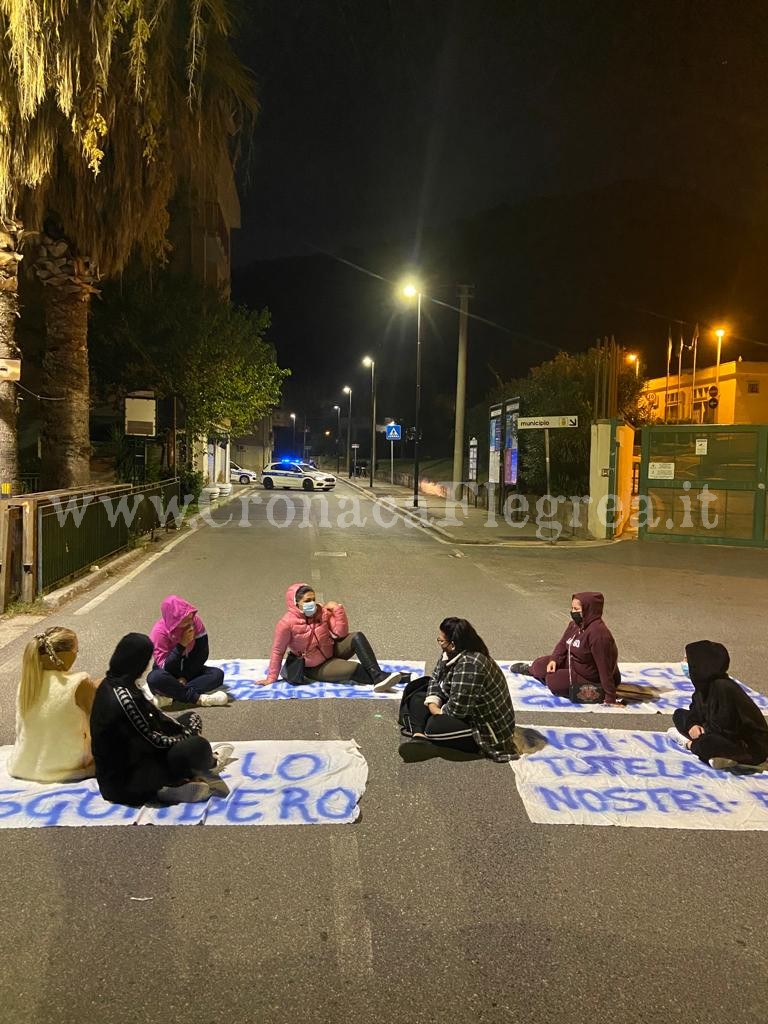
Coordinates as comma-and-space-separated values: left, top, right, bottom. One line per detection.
0, 740, 367, 828
510, 725, 768, 830
211, 659, 424, 700
500, 662, 768, 715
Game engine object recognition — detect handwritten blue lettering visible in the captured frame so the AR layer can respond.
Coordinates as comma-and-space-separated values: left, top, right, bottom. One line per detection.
279, 786, 317, 822
226, 787, 275, 823
316, 787, 358, 820
277, 753, 325, 781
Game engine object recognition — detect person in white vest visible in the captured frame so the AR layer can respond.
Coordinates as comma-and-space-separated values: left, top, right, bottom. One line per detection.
8, 627, 98, 783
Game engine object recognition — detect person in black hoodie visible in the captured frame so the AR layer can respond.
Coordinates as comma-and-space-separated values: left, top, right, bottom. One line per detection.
511, 591, 625, 706
668, 640, 768, 770
90, 633, 227, 806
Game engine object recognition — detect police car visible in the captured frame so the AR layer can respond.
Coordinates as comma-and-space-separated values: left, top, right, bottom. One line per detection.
261, 460, 337, 491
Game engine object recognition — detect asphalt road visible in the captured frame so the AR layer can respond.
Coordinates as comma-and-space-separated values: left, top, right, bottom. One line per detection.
0, 481, 766, 1024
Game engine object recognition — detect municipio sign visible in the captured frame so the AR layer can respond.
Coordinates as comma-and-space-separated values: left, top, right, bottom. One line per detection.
517, 415, 578, 430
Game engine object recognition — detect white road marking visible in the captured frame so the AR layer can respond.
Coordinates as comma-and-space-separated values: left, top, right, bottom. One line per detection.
313, 551, 348, 557
73, 526, 199, 616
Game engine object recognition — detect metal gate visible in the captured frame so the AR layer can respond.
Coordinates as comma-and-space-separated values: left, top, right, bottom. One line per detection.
638, 424, 768, 546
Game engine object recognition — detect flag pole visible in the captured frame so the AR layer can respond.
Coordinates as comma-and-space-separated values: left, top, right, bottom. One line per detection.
665, 326, 672, 422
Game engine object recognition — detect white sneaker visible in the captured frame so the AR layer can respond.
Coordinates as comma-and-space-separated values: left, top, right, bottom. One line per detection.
709, 757, 739, 771
198, 690, 230, 707
373, 671, 403, 693
211, 743, 235, 772
666, 726, 690, 749
155, 694, 173, 709
157, 781, 211, 804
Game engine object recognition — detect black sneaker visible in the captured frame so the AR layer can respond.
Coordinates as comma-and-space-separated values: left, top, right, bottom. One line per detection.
509, 662, 532, 676
398, 738, 438, 762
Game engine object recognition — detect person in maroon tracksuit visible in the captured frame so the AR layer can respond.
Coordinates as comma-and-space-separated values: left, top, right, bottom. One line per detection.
513, 591, 624, 706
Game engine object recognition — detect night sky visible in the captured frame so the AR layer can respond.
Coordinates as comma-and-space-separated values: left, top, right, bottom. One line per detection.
232, 1, 768, 444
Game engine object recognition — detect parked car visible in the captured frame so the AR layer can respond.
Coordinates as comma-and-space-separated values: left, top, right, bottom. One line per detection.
261, 460, 337, 491
230, 462, 259, 484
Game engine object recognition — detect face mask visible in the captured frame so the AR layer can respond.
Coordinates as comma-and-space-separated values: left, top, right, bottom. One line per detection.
301, 601, 317, 617
570, 611, 583, 626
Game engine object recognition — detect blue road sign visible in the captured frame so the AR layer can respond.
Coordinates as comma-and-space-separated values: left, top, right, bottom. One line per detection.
385, 423, 402, 441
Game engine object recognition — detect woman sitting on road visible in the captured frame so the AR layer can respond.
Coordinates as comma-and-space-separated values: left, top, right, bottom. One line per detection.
8, 627, 98, 783
398, 617, 518, 762
90, 632, 231, 806
147, 595, 228, 706
263, 583, 402, 691
511, 591, 625, 706
667, 640, 768, 770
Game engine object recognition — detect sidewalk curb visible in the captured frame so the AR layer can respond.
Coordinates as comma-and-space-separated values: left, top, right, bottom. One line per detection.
342, 477, 608, 548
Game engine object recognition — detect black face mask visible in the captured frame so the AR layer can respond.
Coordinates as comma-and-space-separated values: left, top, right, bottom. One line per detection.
570, 611, 583, 626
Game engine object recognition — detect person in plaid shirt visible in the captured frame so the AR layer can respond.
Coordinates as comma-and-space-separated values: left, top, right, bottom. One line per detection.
398, 617, 518, 763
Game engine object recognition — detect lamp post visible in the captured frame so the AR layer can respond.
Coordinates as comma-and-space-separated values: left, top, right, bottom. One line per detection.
401, 280, 423, 508
290, 412, 296, 455
362, 356, 376, 488
626, 353, 639, 379
333, 404, 341, 473
343, 386, 352, 476
715, 328, 725, 385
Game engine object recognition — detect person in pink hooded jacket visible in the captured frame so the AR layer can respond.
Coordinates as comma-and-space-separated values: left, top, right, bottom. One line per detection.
264, 583, 402, 692
146, 596, 229, 706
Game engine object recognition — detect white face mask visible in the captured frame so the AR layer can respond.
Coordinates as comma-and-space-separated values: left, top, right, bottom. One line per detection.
301, 601, 317, 617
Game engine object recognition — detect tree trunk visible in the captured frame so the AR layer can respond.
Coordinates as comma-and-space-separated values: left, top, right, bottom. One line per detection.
0, 219, 22, 490
41, 288, 92, 489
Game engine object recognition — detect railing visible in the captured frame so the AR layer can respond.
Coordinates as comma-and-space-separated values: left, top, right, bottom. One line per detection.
36, 479, 180, 593
0, 478, 180, 609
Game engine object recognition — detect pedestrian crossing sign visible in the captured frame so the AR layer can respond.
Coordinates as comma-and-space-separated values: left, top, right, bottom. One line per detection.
385, 424, 402, 441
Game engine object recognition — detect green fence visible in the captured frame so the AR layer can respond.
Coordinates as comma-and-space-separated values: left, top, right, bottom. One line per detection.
37, 479, 180, 592
638, 425, 768, 547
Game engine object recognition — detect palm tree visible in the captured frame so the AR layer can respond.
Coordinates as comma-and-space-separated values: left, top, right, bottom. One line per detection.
0, 2, 256, 488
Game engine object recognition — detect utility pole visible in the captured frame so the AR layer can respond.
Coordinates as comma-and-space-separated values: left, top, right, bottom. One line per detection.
452, 284, 474, 498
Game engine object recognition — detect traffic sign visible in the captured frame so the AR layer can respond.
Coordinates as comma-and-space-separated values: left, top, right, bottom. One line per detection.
708, 398, 719, 409
708, 385, 719, 398
351, 443, 360, 449
385, 423, 402, 441
516, 415, 579, 430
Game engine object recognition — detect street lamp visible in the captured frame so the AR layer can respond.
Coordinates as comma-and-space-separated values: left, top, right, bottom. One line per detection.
290, 412, 296, 454
343, 386, 352, 476
626, 353, 639, 379
714, 328, 725, 385
399, 278, 423, 508
362, 356, 376, 488
333, 404, 341, 473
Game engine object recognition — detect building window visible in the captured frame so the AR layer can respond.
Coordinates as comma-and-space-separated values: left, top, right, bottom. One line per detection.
747, 381, 760, 394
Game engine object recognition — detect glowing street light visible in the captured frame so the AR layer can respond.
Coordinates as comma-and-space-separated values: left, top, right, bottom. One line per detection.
343, 386, 352, 475
626, 352, 639, 378
398, 278, 424, 508
289, 412, 296, 453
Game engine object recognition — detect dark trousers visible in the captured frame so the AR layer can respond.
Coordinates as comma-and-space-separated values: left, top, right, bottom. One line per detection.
399, 677, 479, 754
116, 735, 215, 806
530, 655, 601, 698
147, 665, 225, 704
672, 708, 765, 765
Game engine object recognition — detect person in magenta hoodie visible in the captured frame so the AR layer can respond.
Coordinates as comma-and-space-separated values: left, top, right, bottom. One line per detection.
146, 596, 228, 706
511, 591, 625, 706
262, 583, 402, 692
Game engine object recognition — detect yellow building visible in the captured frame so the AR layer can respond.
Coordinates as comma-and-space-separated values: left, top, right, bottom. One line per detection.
643, 360, 768, 425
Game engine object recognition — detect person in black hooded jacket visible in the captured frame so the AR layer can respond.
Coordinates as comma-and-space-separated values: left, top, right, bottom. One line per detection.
668, 640, 768, 770
90, 633, 224, 806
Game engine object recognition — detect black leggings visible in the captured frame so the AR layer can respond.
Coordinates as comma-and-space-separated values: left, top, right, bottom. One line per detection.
399, 677, 479, 754
672, 709, 765, 765
147, 665, 225, 704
